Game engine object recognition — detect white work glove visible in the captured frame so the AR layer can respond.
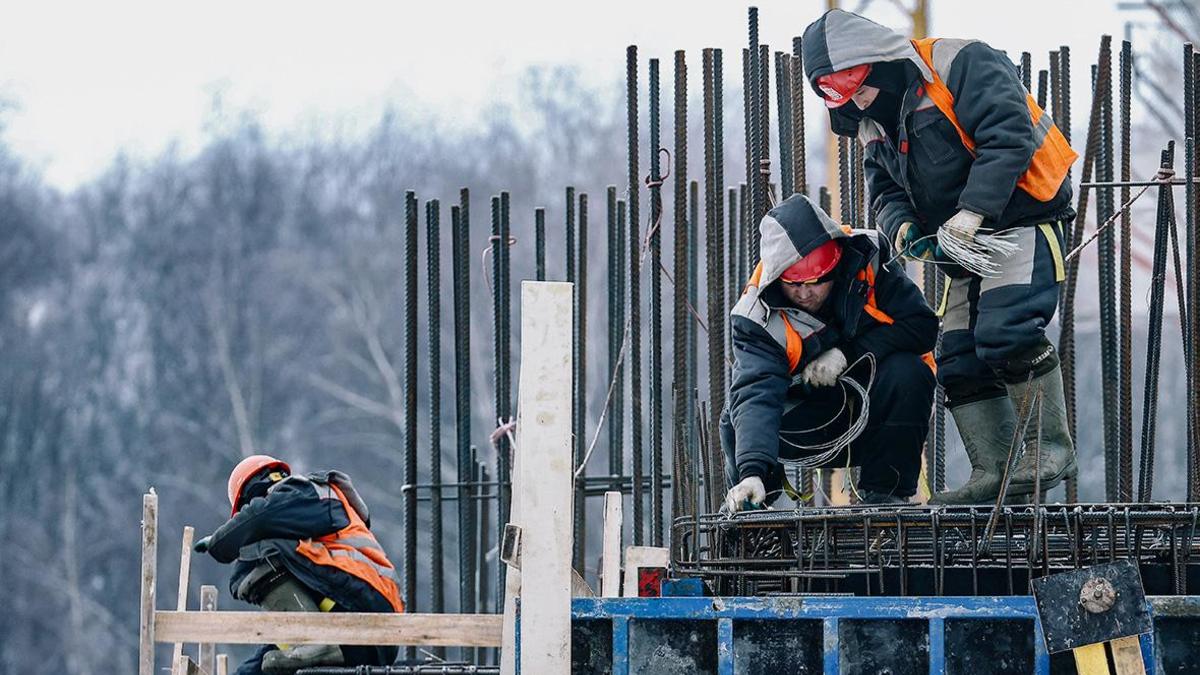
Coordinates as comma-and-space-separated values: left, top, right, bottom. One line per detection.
723, 476, 766, 514
936, 209, 1019, 277
801, 348, 847, 388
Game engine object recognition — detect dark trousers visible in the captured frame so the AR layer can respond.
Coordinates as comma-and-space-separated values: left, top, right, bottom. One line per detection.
722, 351, 936, 501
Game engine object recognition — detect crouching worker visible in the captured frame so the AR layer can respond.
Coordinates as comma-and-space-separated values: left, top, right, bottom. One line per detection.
721, 194, 938, 511
195, 455, 402, 674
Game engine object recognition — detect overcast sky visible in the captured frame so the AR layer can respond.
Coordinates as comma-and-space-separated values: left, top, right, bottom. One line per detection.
0, 1, 1145, 190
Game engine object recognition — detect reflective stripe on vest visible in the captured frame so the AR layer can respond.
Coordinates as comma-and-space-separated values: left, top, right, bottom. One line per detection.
911, 38, 1078, 202
295, 483, 405, 612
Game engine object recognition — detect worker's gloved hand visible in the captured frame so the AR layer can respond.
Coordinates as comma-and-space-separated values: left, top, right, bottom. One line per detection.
194, 535, 213, 554
940, 209, 985, 242
723, 476, 766, 514
894, 222, 938, 261
801, 348, 847, 388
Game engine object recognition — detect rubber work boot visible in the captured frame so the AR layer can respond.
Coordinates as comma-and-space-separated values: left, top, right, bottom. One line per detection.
1004, 364, 1077, 496
257, 576, 345, 673
928, 396, 1017, 505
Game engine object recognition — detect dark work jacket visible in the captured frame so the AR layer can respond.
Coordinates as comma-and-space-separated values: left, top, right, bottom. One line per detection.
728, 194, 938, 480
206, 470, 399, 668
802, 9, 1074, 249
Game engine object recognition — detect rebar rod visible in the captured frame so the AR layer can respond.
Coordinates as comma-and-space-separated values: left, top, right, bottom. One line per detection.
627, 45, 644, 546
739, 182, 749, 282
1188, 46, 1200, 501
747, 7, 762, 259
1036, 69, 1048, 111
714, 48, 728, 388
615, 198, 627, 478
727, 187, 740, 327
852, 138, 865, 227
758, 43, 772, 228
607, 186, 620, 476
687, 180, 699, 453
791, 39, 807, 197
743, 47, 754, 252
496, 191, 512, 608
1020, 51, 1032, 90
1095, 43, 1120, 502
452, 188, 474, 614
576, 192, 589, 564
425, 199, 444, 630
776, 51, 793, 198
535, 207, 546, 281
1118, 41, 1133, 502
650, 57, 666, 547
674, 50, 691, 547
1140, 144, 1175, 502
705, 47, 729, 504
566, 186, 585, 571
839, 136, 850, 224
403, 191, 419, 635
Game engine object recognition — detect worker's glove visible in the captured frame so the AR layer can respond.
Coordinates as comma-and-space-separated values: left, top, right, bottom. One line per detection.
193, 535, 212, 554
801, 348, 847, 388
723, 476, 766, 514
894, 222, 938, 261
936, 209, 1019, 277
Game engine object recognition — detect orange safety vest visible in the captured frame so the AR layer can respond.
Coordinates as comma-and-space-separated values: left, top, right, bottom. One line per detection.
295, 482, 405, 612
911, 38, 1077, 202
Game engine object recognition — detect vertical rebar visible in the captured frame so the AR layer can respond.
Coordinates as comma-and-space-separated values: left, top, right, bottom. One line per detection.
758, 43, 772, 228
705, 48, 729, 496
776, 51, 793, 198
496, 190, 512, 608
839, 136, 851, 224
1118, 40, 1133, 502
791, 39, 807, 197
1140, 143, 1175, 502
452, 188, 474, 614
566, 186, 576, 283
743, 47, 754, 245
565, 186, 585, 571
1020, 51, 1032, 90
403, 191, 419, 635
476, 458, 490, 618
1036, 69, 1048, 111
535, 207, 546, 282
1096, 42, 1119, 502
650, 57, 665, 547
607, 186, 621, 475
425, 199, 444, 633
674, 50, 691, 538
615, 198, 627, 478
747, 8, 762, 259
727, 187, 740, 316
853, 140, 865, 227
1188, 47, 1200, 501
714, 48, 727, 374
687, 180, 699, 450
575, 192, 589, 567
738, 182, 749, 283
627, 45, 644, 546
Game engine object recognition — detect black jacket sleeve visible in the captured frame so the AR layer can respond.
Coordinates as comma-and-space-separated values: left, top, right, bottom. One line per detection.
946, 42, 1038, 221
205, 477, 350, 564
864, 140, 918, 243
728, 311, 841, 481
843, 236, 939, 362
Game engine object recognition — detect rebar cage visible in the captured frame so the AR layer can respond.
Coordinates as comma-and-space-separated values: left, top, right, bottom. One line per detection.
672, 504, 1200, 597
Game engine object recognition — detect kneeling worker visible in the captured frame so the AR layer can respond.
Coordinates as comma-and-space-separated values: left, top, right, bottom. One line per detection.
722, 194, 938, 511
195, 455, 402, 674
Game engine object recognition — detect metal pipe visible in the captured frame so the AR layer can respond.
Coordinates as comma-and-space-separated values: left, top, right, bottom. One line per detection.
403, 191, 419, 636
452, 188, 474, 614
1118, 41, 1133, 502
627, 44, 644, 546
674, 49, 691, 539
650, 57, 665, 547
425, 198, 444, 632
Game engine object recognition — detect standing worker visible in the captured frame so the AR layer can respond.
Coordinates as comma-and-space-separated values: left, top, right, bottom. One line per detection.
195, 455, 403, 674
722, 194, 938, 510
801, 9, 1079, 503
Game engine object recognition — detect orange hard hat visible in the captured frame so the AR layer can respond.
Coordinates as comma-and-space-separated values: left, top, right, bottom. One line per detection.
227, 454, 291, 516
816, 63, 872, 108
780, 240, 843, 283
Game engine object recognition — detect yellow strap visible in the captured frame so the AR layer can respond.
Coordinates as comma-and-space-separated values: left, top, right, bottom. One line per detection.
935, 277, 952, 317
319, 597, 337, 612
1038, 222, 1066, 282
1072, 642, 1111, 675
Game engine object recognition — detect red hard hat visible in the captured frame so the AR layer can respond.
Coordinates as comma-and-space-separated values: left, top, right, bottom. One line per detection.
780, 240, 843, 283
227, 454, 291, 516
816, 63, 872, 108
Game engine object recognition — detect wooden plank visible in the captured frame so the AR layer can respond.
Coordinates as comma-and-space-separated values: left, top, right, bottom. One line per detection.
515, 281, 574, 674
1072, 642, 1111, 675
172, 525, 195, 665
173, 654, 205, 675
1110, 635, 1147, 675
198, 585, 217, 674
139, 491, 159, 675
601, 491, 623, 597
154, 611, 503, 647
215, 655, 228, 675
622, 546, 669, 597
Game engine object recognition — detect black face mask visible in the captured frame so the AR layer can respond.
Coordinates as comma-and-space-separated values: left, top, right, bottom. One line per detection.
859, 60, 914, 135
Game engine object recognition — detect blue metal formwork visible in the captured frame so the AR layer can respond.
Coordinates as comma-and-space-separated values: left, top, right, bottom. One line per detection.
563, 596, 1159, 675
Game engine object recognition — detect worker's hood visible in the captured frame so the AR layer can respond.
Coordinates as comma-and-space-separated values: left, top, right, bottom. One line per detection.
757, 194, 849, 290
802, 9, 934, 135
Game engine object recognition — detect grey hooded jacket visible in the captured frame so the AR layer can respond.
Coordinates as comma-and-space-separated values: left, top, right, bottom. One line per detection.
802, 10, 1074, 247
